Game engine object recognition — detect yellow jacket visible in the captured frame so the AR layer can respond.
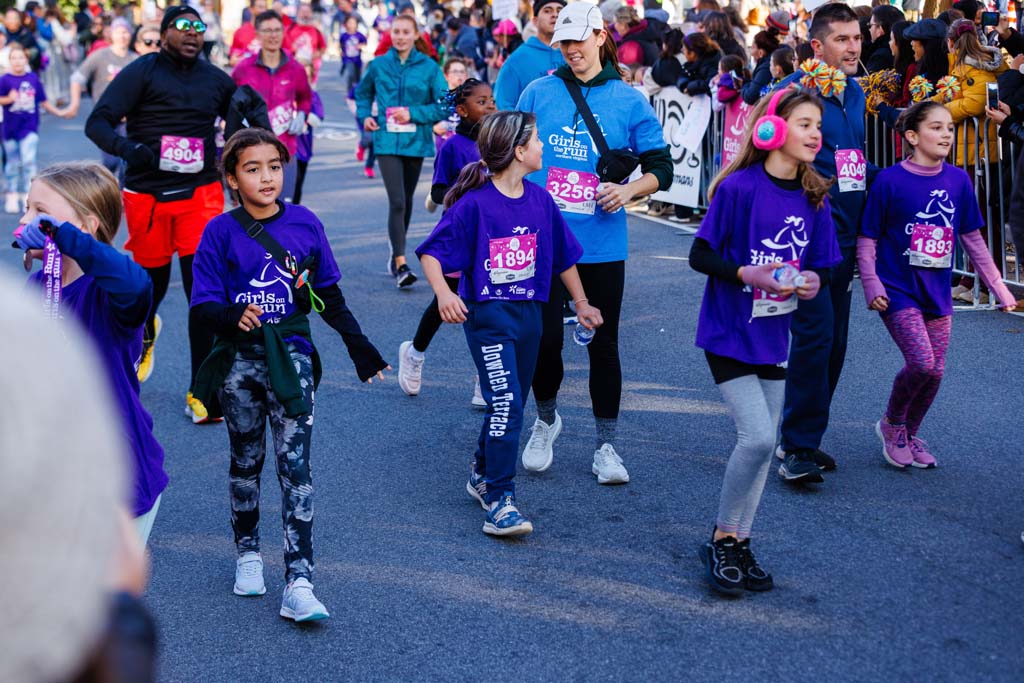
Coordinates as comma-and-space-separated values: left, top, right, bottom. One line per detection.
935, 49, 1008, 166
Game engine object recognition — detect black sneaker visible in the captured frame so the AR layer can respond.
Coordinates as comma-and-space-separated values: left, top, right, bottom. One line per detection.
778, 450, 824, 483
735, 538, 774, 592
395, 264, 417, 288
811, 448, 837, 471
699, 535, 744, 596
775, 445, 836, 472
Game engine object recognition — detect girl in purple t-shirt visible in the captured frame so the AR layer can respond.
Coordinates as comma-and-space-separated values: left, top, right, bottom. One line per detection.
13, 161, 167, 545
689, 88, 840, 596
189, 128, 389, 622
416, 111, 602, 537
398, 79, 495, 403
858, 102, 1016, 471
0, 44, 67, 215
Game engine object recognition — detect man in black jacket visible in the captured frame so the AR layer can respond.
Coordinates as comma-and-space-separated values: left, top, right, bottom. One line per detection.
864, 5, 904, 73
86, 5, 267, 423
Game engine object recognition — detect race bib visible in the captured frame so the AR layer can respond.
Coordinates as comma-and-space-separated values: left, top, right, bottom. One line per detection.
546, 167, 598, 215
159, 135, 204, 173
751, 259, 798, 318
835, 148, 866, 193
909, 224, 953, 268
386, 107, 415, 133
489, 234, 537, 284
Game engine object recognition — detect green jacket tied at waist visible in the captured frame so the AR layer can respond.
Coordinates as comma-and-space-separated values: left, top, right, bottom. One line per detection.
191, 312, 323, 419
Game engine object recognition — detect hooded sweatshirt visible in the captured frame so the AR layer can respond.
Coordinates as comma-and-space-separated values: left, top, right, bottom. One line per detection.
495, 36, 565, 110
517, 61, 672, 263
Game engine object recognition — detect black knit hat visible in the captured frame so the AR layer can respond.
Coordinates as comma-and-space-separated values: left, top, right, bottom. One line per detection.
533, 0, 566, 17
160, 4, 201, 34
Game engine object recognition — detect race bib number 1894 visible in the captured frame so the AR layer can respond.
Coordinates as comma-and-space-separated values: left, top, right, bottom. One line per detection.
489, 234, 537, 284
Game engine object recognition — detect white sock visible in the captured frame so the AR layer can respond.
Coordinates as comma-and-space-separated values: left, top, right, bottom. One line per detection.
409, 347, 425, 362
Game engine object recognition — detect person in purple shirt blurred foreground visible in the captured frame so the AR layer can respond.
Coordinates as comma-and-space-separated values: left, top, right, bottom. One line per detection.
13, 161, 167, 545
416, 111, 602, 538
688, 88, 839, 597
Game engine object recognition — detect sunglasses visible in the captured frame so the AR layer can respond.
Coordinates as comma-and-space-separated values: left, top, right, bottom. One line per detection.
141, 38, 160, 47
172, 18, 207, 34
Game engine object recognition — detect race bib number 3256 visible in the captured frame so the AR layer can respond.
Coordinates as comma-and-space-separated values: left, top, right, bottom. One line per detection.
547, 167, 598, 215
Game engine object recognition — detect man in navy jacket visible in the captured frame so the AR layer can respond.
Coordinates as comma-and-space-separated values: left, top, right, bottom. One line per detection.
773, 2, 878, 483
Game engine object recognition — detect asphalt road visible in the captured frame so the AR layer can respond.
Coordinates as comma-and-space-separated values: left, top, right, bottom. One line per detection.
5, 64, 1022, 682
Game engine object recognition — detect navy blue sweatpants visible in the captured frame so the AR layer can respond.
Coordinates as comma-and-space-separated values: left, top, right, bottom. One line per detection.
464, 300, 542, 504
780, 246, 857, 453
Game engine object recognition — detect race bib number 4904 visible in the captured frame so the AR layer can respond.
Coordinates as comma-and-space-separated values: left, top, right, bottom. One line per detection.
909, 224, 953, 268
159, 135, 204, 174
489, 234, 537, 284
547, 167, 598, 215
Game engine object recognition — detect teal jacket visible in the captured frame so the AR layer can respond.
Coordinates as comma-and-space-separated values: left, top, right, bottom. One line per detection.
355, 48, 448, 158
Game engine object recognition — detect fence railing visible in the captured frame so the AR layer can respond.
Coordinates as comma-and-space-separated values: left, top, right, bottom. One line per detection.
690, 108, 1021, 297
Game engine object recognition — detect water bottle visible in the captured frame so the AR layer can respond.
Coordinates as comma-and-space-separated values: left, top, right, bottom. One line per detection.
573, 322, 595, 346
773, 263, 806, 289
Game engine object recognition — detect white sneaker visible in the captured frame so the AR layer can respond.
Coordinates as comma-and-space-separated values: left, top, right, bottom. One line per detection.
397, 341, 423, 396
233, 552, 266, 596
522, 412, 561, 472
471, 375, 486, 408
280, 577, 329, 622
4, 193, 19, 214
592, 443, 630, 484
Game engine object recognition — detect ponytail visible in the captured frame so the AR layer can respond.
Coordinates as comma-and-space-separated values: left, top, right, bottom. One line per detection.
598, 30, 630, 79
444, 159, 489, 209
443, 111, 537, 209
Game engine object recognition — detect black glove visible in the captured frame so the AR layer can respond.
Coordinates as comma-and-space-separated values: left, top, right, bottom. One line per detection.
124, 142, 157, 170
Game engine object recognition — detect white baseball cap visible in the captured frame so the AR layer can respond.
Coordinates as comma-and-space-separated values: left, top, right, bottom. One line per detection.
803, 0, 836, 13
551, 1, 605, 45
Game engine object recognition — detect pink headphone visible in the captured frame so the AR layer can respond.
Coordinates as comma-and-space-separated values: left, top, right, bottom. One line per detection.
752, 87, 793, 151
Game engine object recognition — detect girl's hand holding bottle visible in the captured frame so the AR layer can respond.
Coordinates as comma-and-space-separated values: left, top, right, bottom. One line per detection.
437, 288, 468, 323
739, 263, 794, 297
795, 270, 821, 300
575, 300, 603, 330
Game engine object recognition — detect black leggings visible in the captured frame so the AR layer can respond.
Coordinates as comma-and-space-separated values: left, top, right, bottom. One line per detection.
292, 159, 309, 205
377, 154, 424, 261
145, 254, 214, 384
532, 261, 625, 419
412, 275, 460, 352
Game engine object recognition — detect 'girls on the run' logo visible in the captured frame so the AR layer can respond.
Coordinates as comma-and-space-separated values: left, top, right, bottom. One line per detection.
751, 215, 809, 264
235, 253, 294, 321
906, 189, 956, 233
548, 115, 602, 162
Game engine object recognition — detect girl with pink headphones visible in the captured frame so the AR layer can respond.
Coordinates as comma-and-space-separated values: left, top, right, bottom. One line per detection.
688, 87, 841, 597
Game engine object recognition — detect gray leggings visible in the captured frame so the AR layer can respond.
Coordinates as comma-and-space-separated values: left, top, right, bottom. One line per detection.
716, 375, 785, 538
377, 154, 424, 261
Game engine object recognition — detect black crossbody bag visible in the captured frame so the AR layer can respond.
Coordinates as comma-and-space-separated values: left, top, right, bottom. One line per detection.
564, 79, 640, 184
229, 206, 320, 314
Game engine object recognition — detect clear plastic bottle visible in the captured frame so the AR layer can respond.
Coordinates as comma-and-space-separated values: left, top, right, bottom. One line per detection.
573, 322, 595, 346
773, 263, 806, 288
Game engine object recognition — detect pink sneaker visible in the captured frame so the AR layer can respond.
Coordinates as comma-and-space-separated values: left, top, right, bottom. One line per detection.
875, 419, 913, 469
356, 145, 365, 162
364, 167, 375, 179
908, 436, 937, 469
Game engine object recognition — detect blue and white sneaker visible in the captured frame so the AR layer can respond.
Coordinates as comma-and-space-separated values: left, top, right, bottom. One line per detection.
483, 493, 533, 537
280, 577, 329, 622
466, 462, 488, 510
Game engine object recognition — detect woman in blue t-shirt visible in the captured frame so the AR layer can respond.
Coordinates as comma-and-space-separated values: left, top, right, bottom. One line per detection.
689, 88, 839, 596
515, 1, 672, 485
417, 110, 602, 537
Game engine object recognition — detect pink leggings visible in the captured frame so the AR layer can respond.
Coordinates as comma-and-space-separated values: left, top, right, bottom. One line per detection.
882, 308, 952, 436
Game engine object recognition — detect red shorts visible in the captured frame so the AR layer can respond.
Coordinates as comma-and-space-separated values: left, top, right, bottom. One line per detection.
123, 181, 224, 268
